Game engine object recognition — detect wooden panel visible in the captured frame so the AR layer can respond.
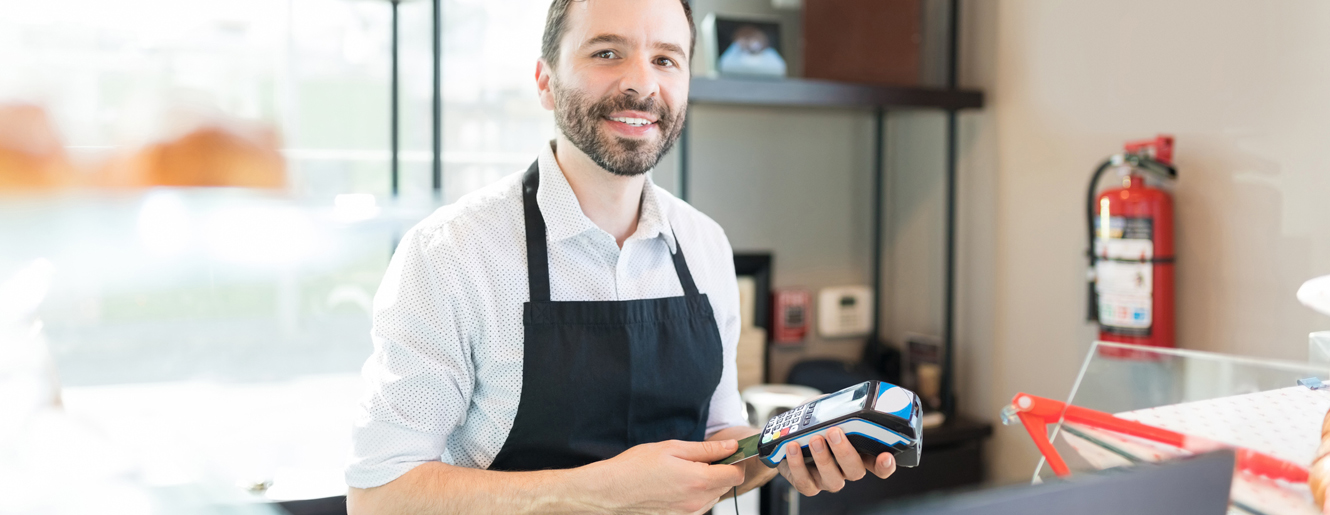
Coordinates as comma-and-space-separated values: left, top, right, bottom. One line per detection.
803, 0, 922, 87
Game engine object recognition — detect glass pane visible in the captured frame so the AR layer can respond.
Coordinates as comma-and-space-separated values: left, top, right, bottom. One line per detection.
438, 0, 555, 204
286, 0, 394, 199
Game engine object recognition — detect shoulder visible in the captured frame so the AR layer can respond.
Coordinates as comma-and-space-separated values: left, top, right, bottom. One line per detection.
653, 184, 730, 250
407, 170, 526, 252
652, 184, 735, 280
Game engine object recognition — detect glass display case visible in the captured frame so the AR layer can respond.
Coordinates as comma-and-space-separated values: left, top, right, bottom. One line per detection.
0, 190, 432, 513
1004, 341, 1330, 515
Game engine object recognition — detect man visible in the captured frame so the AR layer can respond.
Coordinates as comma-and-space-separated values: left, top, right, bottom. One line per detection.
345, 0, 897, 512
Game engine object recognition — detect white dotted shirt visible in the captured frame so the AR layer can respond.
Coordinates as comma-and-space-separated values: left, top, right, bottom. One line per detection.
345, 142, 747, 489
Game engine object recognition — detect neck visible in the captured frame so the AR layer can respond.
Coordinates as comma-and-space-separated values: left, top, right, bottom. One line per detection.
553, 135, 647, 248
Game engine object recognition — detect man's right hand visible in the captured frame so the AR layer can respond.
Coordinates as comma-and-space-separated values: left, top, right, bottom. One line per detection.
348, 440, 745, 515
574, 439, 746, 514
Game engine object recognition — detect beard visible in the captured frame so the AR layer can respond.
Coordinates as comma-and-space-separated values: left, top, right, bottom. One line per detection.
551, 81, 686, 177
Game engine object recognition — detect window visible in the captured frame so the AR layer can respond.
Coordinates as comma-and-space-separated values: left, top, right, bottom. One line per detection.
0, 0, 555, 501
0, 0, 555, 203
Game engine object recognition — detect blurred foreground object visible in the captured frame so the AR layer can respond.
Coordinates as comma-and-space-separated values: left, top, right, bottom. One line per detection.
1299, 275, 1330, 316
102, 123, 286, 188
0, 259, 283, 515
0, 259, 61, 419
0, 104, 75, 190
0, 192, 432, 510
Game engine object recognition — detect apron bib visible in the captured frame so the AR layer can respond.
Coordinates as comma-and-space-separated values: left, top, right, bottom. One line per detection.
487, 161, 724, 471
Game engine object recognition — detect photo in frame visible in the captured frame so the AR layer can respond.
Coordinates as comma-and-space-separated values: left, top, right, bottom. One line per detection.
699, 14, 788, 78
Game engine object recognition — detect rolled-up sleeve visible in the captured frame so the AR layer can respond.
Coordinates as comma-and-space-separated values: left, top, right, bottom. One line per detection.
346, 226, 473, 489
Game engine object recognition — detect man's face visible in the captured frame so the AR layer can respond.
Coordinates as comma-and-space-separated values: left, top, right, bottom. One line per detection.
539, 0, 691, 177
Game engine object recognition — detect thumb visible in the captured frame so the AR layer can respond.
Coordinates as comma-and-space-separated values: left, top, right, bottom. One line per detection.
669, 439, 739, 463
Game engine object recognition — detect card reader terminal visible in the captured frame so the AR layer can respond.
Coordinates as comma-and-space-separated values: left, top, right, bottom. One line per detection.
752, 381, 922, 468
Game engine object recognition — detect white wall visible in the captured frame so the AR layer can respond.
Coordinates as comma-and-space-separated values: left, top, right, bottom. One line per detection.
680, 106, 878, 381
955, 0, 1330, 483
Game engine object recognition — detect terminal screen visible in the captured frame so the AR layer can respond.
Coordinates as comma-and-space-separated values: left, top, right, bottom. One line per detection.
810, 382, 870, 424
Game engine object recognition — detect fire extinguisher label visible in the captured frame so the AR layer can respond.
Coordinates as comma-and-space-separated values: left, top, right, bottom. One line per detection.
1095, 217, 1154, 335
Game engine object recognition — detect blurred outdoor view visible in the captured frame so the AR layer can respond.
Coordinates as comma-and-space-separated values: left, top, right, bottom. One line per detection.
0, 0, 556, 511
0, 0, 555, 203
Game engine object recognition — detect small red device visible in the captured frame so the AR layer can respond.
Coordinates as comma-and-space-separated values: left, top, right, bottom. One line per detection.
772, 289, 811, 344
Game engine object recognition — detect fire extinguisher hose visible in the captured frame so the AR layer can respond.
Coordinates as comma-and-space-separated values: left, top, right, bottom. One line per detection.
1085, 159, 1115, 322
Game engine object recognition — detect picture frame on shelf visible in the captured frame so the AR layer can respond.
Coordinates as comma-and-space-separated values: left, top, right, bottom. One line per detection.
699, 14, 788, 78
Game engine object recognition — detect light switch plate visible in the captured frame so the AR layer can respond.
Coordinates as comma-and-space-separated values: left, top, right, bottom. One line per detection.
817, 285, 873, 338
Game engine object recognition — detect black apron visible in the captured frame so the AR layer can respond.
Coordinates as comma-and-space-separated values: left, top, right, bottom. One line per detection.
487, 161, 724, 471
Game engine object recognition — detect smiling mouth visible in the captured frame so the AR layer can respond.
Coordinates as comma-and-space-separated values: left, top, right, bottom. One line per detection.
606, 116, 656, 128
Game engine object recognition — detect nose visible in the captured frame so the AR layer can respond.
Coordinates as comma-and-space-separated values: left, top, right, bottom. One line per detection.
618, 54, 660, 100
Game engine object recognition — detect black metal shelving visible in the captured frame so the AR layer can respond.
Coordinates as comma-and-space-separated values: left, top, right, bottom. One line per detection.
688, 76, 983, 110
678, 25, 983, 422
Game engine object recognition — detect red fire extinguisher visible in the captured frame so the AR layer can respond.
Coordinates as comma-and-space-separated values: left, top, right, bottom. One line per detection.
1085, 135, 1177, 358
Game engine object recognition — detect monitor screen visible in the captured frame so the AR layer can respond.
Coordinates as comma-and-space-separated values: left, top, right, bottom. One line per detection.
857, 451, 1234, 515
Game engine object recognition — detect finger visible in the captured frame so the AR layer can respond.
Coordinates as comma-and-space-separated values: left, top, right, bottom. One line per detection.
808, 435, 845, 492
781, 442, 821, 496
867, 452, 897, 479
698, 466, 744, 512
825, 427, 867, 481
671, 439, 738, 463
705, 473, 748, 504
700, 462, 746, 489
776, 460, 824, 493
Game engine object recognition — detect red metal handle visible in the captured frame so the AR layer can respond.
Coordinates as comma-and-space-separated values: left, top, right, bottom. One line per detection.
1008, 392, 1309, 483
1123, 134, 1174, 165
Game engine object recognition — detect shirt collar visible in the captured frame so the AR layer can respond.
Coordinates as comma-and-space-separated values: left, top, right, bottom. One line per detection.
536, 141, 677, 253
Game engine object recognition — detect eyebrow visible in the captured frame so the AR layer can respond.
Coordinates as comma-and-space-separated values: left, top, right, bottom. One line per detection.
654, 41, 686, 57
584, 33, 630, 48
582, 33, 686, 57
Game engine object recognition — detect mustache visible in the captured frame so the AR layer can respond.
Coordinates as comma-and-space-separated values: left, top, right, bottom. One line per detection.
587, 94, 672, 125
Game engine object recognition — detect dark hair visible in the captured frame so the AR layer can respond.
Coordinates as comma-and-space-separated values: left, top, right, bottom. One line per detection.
541, 0, 695, 69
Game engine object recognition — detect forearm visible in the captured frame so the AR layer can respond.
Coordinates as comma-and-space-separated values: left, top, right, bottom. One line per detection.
347, 461, 607, 515
708, 426, 779, 496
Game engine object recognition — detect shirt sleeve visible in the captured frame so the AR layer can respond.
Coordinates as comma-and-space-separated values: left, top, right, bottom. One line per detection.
346, 225, 474, 489
704, 232, 751, 437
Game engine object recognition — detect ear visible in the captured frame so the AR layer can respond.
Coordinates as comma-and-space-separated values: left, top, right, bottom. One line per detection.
535, 60, 556, 111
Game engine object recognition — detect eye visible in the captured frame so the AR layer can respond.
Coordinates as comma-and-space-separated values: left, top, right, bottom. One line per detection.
593, 50, 617, 59
655, 57, 677, 68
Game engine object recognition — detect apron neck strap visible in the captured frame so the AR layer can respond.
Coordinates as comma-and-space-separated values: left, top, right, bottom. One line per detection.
522, 159, 701, 301
668, 233, 700, 296
522, 160, 552, 302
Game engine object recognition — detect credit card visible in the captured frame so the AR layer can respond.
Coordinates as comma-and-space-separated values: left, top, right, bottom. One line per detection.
712, 434, 762, 465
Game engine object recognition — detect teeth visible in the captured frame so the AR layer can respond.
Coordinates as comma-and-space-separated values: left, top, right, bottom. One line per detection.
609, 117, 653, 127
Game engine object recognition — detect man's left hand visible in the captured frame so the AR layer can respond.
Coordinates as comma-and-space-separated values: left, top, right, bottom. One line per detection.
776, 426, 897, 496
